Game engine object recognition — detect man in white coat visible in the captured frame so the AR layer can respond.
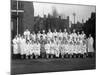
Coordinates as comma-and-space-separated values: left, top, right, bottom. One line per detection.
42, 30, 47, 41
25, 41, 30, 59
17, 34, 22, 59
12, 36, 18, 59
72, 29, 77, 43
67, 32, 73, 44
87, 34, 94, 57
37, 31, 41, 41
58, 29, 63, 41
30, 31, 36, 42
63, 29, 68, 41
20, 36, 26, 59
47, 29, 53, 42
53, 29, 58, 39
81, 31, 86, 40
23, 29, 30, 41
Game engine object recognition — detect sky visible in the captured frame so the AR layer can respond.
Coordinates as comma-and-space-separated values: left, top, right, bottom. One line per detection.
33, 2, 96, 23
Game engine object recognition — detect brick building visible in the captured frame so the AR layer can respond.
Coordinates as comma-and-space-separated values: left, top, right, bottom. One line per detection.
11, 0, 34, 38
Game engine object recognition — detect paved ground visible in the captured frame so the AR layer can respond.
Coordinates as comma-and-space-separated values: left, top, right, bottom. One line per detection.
11, 57, 96, 75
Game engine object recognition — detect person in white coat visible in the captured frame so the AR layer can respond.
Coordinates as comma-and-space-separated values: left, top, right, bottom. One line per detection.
45, 41, 50, 58
68, 32, 73, 44
64, 42, 69, 58
34, 41, 40, 59
60, 42, 65, 58
82, 41, 87, 58
17, 34, 22, 59
81, 31, 86, 41
53, 29, 58, 39
20, 36, 26, 59
47, 29, 53, 42
29, 40, 34, 59
58, 29, 63, 41
25, 41, 30, 59
23, 29, 30, 41
30, 31, 36, 42
63, 29, 68, 41
50, 41, 55, 58
42, 30, 47, 41
54, 42, 60, 58
37, 31, 41, 41
72, 29, 77, 43
12, 36, 19, 59
87, 34, 94, 57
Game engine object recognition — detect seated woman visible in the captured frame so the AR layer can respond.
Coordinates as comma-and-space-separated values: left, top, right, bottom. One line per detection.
45, 41, 50, 58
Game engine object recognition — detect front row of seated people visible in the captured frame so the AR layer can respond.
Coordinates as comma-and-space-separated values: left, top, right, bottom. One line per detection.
12, 29, 94, 59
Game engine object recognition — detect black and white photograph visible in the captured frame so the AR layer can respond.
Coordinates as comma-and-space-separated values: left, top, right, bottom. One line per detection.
11, 0, 96, 75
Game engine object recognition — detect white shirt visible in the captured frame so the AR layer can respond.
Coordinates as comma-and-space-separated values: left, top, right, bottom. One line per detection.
89, 37, 94, 45
77, 34, 80, 41
31, 34, 36, 41
72, 33, 77, 41
58, 32, 63, 38
68, 34, 73, 42
42, 34, 46, 40
63, 32, 68, 38
37, 33, 41, 40
47, 32, 53, 39
80, 34, 85, 40
53, 32, 58, 37
24, 30, 30, 40
13, 38, 17, 45
36, 43, 40, 51
12, 38, 18, 54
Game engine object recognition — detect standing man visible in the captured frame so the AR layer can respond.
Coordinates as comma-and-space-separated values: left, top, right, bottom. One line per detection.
63, 29, 68, 41
20, 36, 26, 59
81, 31, 86, 40
72, 29, 77, 44
23, 29, 30, 41
42, 30, 47, 41
58, 29, 63, 41
12, 35, 18, 59
67, 31, 72, 45
80, 31, 86, 44
53, 29, 58, 40
37, 31, 41, 42
17, 34, 22, 59
30, 31, 36, 42
76, 32, 80, 43
47, 29, 53, 42
87, 34, 94, 57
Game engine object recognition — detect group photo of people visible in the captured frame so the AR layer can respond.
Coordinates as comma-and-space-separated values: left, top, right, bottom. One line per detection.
12, 28, 95, 59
